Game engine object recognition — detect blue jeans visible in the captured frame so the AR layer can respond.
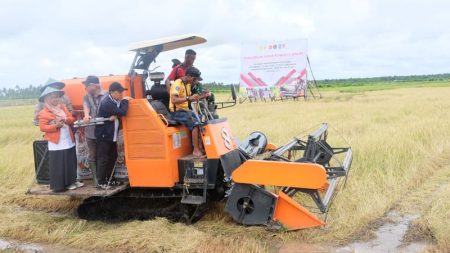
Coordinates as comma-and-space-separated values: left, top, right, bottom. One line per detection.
171, 110, 200, 130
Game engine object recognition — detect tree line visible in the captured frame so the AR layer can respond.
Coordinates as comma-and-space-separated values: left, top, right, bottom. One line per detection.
0, 85, 43, 100
1, 73, 450, 99
0, 82, 237, 100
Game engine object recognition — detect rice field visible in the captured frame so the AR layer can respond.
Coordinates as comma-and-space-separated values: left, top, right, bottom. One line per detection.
0, 84, 450, 252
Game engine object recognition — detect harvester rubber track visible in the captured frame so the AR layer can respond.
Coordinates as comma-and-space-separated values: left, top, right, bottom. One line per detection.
77, 189, 209, 224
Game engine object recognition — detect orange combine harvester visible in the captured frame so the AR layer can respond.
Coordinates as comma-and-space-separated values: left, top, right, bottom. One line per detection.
28, 35, 352, 230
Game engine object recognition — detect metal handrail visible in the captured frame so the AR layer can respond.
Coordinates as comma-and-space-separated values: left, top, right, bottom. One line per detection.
191, 100, 214, 122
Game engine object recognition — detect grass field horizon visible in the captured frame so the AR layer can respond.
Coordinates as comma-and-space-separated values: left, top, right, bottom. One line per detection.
0, 81, 450, 252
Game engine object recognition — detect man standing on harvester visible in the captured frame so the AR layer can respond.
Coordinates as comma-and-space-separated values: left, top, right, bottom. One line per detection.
95, 82, 129, 189
169, 67, 204, 158
165, 49, 197, 93
82, 75, 107, 187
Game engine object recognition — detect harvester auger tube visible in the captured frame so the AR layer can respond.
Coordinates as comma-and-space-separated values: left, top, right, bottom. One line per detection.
225, 123, 353, 230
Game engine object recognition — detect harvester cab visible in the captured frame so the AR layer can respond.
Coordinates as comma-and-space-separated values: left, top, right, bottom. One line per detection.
28, 34, 352, 230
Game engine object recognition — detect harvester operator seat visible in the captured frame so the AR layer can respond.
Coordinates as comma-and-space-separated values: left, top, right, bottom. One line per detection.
146, 83, 170, 108
145, 80, 179, 126
149, 100, 179, 126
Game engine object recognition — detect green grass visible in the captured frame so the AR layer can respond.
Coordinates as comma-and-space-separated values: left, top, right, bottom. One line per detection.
317, 80, 450, 93
0, 99, 36, 107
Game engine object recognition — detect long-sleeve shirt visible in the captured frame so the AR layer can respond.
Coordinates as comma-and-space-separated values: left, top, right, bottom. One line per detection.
95, 95, 129, 142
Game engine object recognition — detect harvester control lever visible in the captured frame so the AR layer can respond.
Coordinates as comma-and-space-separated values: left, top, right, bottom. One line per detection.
74, 117, 110, 128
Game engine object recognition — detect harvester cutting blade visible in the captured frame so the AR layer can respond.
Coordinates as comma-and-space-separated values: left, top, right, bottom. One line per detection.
226, 123, 353, 230
271, 123, 353, 214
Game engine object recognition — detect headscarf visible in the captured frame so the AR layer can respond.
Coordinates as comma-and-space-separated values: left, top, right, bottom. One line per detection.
44, 95, 67, 121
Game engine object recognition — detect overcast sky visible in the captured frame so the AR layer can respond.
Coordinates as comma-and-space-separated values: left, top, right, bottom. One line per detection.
0, 0, 449, 88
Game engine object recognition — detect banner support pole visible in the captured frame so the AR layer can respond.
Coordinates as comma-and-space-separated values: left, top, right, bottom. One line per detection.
307, 56, 322, 99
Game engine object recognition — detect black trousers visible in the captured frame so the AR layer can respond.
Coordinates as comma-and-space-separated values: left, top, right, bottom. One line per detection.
49, 146, 77, 192
96, 141, 117, 185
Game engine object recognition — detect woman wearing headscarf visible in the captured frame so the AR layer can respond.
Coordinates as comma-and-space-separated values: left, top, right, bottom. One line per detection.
38, 84, 83, 192
33, 78, 73, 126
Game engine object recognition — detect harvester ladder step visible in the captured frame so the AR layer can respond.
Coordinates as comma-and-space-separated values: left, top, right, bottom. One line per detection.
181, 195, 205, 205
181, 163, 208, 205
184, 178, 206, 184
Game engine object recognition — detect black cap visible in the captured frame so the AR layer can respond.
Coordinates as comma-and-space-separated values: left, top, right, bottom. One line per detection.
171, 59, 181, 68
109, 82, 128, 92
82, 75, 100, 86
185, 49, 196, 55
186, 67, 203, 81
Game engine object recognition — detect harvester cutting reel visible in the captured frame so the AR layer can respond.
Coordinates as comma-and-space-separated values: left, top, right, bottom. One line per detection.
225, 123, 352, 230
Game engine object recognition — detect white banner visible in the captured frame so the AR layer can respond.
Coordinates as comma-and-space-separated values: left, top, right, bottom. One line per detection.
240, 39, 308, 98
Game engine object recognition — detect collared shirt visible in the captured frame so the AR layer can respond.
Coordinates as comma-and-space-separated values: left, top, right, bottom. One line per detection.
108, 95, 120, 142
169, 79, 191, 112
95, 94, 128, 142
191, 83, 204, 95
83, 90, 107, 139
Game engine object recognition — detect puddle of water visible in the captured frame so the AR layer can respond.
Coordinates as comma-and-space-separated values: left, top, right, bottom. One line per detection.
336, 211, 428, 253
0, 238, 91, 253
277, 211, 428, 253
0, 238, 43, 253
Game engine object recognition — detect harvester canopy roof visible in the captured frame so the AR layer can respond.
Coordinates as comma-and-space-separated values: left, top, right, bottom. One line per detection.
128, 34, 207, 53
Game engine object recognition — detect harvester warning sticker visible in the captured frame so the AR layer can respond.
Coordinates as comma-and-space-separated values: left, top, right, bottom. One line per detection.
221, 128, 233, 150
172, 132, 181, 149
194, 161, 203, 168
204, 136, 211, 145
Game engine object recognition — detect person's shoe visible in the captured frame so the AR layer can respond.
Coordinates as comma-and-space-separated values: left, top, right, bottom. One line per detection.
67, 184, 77, 190
75, 181, 84, 188
110, 180, 123, 186
98, 184, 112, 190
